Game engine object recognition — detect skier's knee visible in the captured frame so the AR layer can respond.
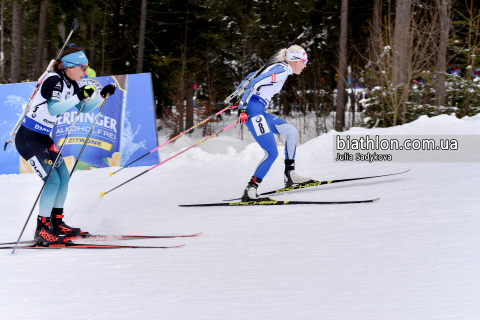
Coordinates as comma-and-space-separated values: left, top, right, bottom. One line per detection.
288, 125, 298, 140
58, 164, 70, 185
45, 169, 60, 188
277, 123, 298, 140
270, 147, 279, 161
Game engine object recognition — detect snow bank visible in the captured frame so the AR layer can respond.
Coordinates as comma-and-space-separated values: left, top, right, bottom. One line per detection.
1, 114, 480, 319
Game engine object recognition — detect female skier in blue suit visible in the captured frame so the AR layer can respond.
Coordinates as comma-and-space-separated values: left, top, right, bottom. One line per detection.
236, 45, 312, 201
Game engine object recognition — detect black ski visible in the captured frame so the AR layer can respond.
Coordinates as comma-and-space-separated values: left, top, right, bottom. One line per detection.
0, 232, 202, 246
180, 198, 379, 207
0, 243, 185, 250
223, 170, 410, 201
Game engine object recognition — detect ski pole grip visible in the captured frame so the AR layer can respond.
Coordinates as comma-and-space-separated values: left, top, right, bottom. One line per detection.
72, 18, 79, 32
285, 26, 312, 48
298, 26, 312, 39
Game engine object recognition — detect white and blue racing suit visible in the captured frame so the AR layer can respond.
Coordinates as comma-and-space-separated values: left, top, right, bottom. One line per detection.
15, 71, 103, 217
237, 62, 298, 180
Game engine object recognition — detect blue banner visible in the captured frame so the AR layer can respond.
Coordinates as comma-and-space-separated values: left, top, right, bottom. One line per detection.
0, 73, 158, 175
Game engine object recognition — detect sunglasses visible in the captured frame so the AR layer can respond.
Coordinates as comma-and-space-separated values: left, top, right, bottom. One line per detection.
70, 63, 89, 71
293, 56, 308, 65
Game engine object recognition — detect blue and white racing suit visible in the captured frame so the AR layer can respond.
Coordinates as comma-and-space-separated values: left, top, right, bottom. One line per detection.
237, 62, 298, 180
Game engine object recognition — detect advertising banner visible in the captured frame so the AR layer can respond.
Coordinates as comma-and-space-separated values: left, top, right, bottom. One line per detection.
0, 73, 158, 175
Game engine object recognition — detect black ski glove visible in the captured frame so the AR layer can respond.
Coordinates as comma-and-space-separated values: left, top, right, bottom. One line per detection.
76, 85, 95, 101
100, 84, 117, 98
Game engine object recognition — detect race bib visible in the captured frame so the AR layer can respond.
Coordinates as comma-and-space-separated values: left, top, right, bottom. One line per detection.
252, 115, 270, 136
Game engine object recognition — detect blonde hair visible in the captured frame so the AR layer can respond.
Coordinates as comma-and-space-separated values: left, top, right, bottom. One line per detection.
275, 45, 304, 62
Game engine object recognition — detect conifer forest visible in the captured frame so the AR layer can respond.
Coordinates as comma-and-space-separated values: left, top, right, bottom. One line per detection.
1, 0, 480, 135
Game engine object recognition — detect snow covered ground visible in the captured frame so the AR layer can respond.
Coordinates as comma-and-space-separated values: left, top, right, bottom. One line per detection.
1, 114, 480, 319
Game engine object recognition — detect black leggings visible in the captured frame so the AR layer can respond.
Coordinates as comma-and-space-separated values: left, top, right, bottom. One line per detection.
15, 125, 70, 217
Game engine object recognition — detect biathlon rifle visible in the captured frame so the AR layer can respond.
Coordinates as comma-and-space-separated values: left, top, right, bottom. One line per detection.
3, 18, 79, 151
221, 26, 312, 108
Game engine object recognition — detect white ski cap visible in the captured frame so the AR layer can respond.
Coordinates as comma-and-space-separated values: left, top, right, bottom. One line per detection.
286, 50, 308, 62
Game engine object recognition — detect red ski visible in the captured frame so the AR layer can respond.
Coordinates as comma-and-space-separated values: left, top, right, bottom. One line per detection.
0, 232, 202, 246
0, 243, 185, 249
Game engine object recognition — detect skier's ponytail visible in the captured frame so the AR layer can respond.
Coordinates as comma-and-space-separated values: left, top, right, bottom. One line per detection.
52, 47, 83, 72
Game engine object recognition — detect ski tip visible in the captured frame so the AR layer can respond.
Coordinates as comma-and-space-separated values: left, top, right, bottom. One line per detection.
100, 192, 106, 198
185, 232, 203, 236
108, 172, 114, 177
373, 198, 380, 202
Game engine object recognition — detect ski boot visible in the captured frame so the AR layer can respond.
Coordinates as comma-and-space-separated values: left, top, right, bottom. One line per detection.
242, 177, 270, 201
51, 208, 89, 239
34, 216, 66, 245
284, 159, 312, 187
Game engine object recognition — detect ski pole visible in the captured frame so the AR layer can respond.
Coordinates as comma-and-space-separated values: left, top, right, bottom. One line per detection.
100, 120, 240, 198
70, 94, 111, 177
12, 101, 86, 254
4, 18, 79, 151
109, 104, 238, 177
56, 18, 79, 60
222, 26, 312, 107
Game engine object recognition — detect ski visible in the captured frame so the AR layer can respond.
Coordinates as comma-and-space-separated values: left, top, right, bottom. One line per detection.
0, 232, 202, 246
223, 170, 410, 201
179, 198, 379, 207
0, 243, 185, 250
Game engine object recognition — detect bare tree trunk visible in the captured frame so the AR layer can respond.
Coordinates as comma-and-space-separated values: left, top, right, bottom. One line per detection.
178, 11, 189, 132
185, 72, 194, 129
335, 0, 348, 132
436, 0, 451, 111
34, 0, 48, 79
136, 0, 147, 73
393, 0, 411, 85
102, 0, 108, 76
1, 0, 4, 82
239, 20, 250, 140
11, 1, 22, 83
350, 90, 356, 127
89, 20, 98, 71
370, 0, 382, 69
43, 6, 50, 70
44, 40, 49, 69
80, 24, 87, 51
58, 15, 65, 42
